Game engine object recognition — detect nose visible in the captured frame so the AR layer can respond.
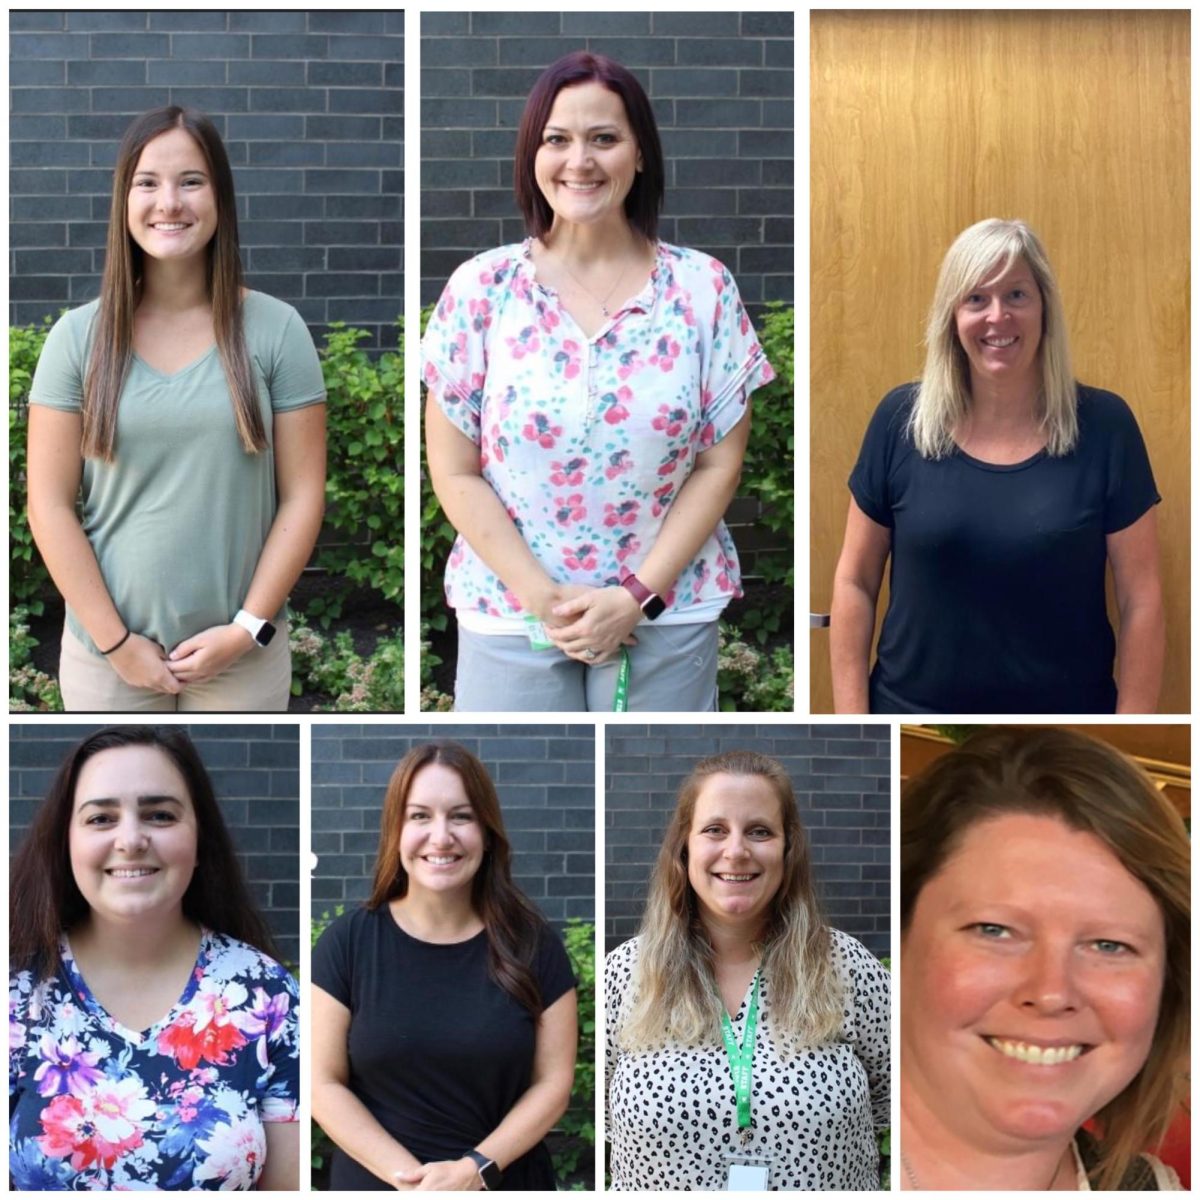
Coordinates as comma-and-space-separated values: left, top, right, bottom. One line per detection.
723, 830, 751, 860
987, 296, 1010, 323
1016, 942, 1080, 1014
567, 140, 593, 171
156, 184, 184, 213
428, 815, 455, 845
114, 815, 149, 854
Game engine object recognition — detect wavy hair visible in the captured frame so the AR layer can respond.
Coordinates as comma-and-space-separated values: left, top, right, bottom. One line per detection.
620, 751, 844, 1052
909, 218, 1077, 459
901, 727, 1190, 1191
83, 106, 265, 462
367, 742, 550, 1017
10, 726, 279, 981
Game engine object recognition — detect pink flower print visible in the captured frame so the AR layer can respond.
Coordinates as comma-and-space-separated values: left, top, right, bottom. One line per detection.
691, 559, 711, 589
740, 309, 752, 335
617, 349, 644, 380
615, 532, 642, 563
501, 588, 522, 612
554, 339, 582, 380
473, 597, 502, 617
479, 259, 512, 287
649, 334, 681, 371
448, 330, 469, 365
521, 412, 563, 448
550, 456, 587, 486
192, 1114, 265, 1190
652, 481, 676, 518
698, 420, 716, 451
468, 297, 492, 333
603, 499, 639, 528
604, 449, 632, 480
512, 271, 532, 301
233, 987, 291, 1071
158, 980, 250, 1070
536, 301, 561, 334
563, 542, 599, 572
38, 1076, 156, 1172
657, 447, 686, 477
716, 550, 734, 592
497, 384, 516, 420
436, 292, 456, 320
449, 541, 466, 567
554, 493, 587, 526
507, 325, 541, 358
484, 424, 509, 464
601, 384, 634, 425
652, 404, 688, 438
505, 504, 526, 534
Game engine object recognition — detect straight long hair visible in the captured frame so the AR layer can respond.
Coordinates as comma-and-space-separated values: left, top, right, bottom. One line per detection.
10, 726, 279, 982
83, 106, 265, 462
902, 727, 1190, 1191
367, 742, 549, 1017
620, 751, 844, 1052
909, 218, 1077, 459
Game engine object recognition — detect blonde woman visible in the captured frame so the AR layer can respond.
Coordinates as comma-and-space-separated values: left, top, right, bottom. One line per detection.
830, 218, 1163, 715
604, 751, 890, 1190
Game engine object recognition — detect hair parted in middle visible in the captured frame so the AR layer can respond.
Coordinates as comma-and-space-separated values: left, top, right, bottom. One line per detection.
619, 750, 844, 1052
901, 725, 1190, 1191
908, 217, 1077, 460
83, 106, 266, 463
514, 51, 665, 242
367, 741, 551, 1017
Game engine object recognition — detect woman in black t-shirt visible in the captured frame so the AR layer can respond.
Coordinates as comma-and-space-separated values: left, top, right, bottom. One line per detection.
830, 218, 1163, 715
311, 743, 578, 1191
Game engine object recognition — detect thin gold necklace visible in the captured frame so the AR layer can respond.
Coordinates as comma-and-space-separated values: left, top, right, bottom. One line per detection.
550, 249, 632, 318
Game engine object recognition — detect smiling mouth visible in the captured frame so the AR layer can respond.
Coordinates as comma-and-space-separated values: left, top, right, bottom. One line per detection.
714, 872, 759, 883
424, 855, 461, 866
560, 181, 603, 191
151, 222, 191, 231
106, 867, 159, 879
981, 335, 1017, 348
985, 1036, 1090, 1065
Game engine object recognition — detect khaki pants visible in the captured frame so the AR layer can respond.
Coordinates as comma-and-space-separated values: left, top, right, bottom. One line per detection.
58, 622, 292, 713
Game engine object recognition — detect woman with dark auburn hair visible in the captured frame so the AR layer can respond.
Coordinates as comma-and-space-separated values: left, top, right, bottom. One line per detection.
311, 742, 579, 1191
422, 52, 776, 712
900, 727, 1189, 1190
605, 752, 890, 1189
9, 726, 300, 1191
26, 105, 327, 712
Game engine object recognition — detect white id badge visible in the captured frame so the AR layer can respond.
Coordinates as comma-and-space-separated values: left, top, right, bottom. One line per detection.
724, 1154, 771, 1191
523, 615, 554, 650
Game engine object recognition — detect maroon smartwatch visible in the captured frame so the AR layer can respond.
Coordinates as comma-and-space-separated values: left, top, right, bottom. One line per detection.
620, 573, 666, 620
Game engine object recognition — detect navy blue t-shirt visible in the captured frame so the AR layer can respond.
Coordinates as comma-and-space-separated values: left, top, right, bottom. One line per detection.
848, 383, 1159, 714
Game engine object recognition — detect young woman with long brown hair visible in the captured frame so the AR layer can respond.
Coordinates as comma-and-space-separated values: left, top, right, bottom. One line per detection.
605, 751, 890, 1189
311, 742, 578, 1191
26, 106, 327, 712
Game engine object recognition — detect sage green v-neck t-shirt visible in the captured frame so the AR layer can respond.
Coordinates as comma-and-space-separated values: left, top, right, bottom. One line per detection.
29, 291, 326, 655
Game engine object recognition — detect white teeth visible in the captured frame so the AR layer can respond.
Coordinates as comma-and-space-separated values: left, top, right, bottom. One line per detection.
562, 182, 601, 190
988, 1038, 1084, 1065
425, 856, 458, 865
982, 336, 1017, 347
716, 874, 756, 882
153, 223, 188, 230
107, 868, 157, 878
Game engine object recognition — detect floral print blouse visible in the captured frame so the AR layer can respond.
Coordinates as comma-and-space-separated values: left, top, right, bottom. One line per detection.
421, 240, 775, 632
9, 931, 299, 1191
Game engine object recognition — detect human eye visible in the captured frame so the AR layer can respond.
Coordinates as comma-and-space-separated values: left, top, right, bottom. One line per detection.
145, 809, 179, 824
594, 132, 618, 145
85, 811, 116, 826
406, 809, 430, 822
543, 133, 567, 146
968, 922, 1012, 939
451, 809, 475, 823
748, 825, 775, 839
700, 823, 725, 836
1090, 938, 1134, 955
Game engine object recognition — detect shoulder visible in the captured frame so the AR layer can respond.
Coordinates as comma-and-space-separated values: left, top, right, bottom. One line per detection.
658, 242, 737, 290
1075, 384, 1142, 433
315, 904, 378, 951
202, 932, 296, 993
38, 300, 100, 354
876, 382, 920, 424
604, 937, 640, 984
242, 290, 312, 343
828, 928, 890, 983
449, 243, 527, 290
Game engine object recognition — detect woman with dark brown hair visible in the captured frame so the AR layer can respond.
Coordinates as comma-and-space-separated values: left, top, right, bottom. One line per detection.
26, 106, 327, 712
311, 742, 578, 1191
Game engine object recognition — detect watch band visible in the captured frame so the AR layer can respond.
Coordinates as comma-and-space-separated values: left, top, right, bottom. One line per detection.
463, 1150, 501, 1191
233, 608, 277, 648
620, 573, 666, 620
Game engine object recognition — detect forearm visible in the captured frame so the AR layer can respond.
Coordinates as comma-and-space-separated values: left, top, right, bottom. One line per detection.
475, 1076, 573, 1174
312, 1081, 422, 1187
242, 491, 325, 620
1115, 597, 1165, 713
829, 579, 878, 713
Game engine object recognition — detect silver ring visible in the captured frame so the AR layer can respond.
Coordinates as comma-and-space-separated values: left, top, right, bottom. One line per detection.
584, 647, 599, 661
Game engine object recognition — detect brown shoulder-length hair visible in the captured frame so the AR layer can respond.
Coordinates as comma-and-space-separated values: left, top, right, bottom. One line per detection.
901, 727, 1190, 1191
10, 726, 279, 982
367, 742, 550, 1017
620, 750, 844, 1050
513, 51, 664, 242
83, 106, 265, 462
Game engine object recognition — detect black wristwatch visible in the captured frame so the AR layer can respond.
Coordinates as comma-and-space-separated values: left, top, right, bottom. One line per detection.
233, 608, 277, 647
464, 1149, 502, 1191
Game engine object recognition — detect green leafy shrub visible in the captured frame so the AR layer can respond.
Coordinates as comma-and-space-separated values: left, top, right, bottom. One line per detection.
10, 605, 63, 712
717, 622, 794, 712
289, 618, 403, 712
314, 323, 403, 626
10, 317, 55, 613
555, 919, 596, 1186
310, 907, 345, 1179
419, 622, 453, 712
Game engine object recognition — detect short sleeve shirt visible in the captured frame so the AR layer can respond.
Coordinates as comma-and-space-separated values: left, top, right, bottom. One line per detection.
604, 930, 890, 1190
849, 384, 1160, 713
421, 240, 775, 632
311, 905, 576, 1191
9, 931, 300, 1191
29, 291, 326, 655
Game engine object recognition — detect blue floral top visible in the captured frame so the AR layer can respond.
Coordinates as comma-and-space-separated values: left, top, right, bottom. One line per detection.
9, 930, 299, 1191
421, 240, 775, 633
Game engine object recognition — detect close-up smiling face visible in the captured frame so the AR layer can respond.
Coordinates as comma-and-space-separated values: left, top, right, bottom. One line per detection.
954, 255, 1044, 389
901, 812, 1166, 1152
686, 773, 786, 933
399, 763, 486, 897
126, 125, 218, 264
534, 80, 642, 233
69, 745, 199, 926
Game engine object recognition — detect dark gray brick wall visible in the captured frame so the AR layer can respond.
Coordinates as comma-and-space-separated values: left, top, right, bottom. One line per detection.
9, 722, 301, 968
312, 723, 596, 928
10, 10, 403, 351
420, 12, 794, 316
605, 723, 890, 958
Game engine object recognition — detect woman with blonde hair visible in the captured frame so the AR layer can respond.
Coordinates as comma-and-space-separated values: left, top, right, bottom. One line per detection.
900, 726, 1189, 1190
830, 218, 1163, 714
605, 751, 890, 1190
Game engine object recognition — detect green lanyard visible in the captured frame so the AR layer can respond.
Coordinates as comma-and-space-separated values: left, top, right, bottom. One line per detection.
718, 970, 761, 1132
611, 647, 631, 711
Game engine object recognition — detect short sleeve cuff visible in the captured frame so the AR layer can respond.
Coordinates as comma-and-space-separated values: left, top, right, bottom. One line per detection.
703, 347, 774, 449
261, 1099, 300, 1123
422, 356, 482, 443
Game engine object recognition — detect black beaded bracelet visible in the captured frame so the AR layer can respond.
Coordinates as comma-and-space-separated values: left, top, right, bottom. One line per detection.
100, 628, 131, 656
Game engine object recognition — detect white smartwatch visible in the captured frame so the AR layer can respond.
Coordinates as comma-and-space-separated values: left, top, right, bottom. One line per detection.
233, 608, 277, 648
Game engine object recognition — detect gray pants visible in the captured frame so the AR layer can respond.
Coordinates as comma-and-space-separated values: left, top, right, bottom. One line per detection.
58, 621, 292, 713
454, 621, 719, 712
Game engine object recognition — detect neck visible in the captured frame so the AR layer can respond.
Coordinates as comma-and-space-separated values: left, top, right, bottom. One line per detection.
138, 256, 211, 312
966, 372, 1041, 428
391, 886, 480, 941
701, 912, 765, 967
71, 908, 199, 970
542, 216, 645, 266
899, 1072, 1073, 1190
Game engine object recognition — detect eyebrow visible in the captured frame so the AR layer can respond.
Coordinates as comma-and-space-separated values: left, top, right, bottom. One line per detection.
544, 124, 621, 134
131, 169, 209, 178
78, 795, 185, 811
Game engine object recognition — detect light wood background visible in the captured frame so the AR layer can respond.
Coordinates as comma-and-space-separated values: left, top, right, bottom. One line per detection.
810, 10, 1190, 713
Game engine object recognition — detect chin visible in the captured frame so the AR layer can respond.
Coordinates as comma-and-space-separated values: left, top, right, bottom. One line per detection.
988, 1098, 1082, 1145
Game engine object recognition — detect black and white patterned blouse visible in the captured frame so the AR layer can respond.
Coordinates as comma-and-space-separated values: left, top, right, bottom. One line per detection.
605, 928, 890, 1190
